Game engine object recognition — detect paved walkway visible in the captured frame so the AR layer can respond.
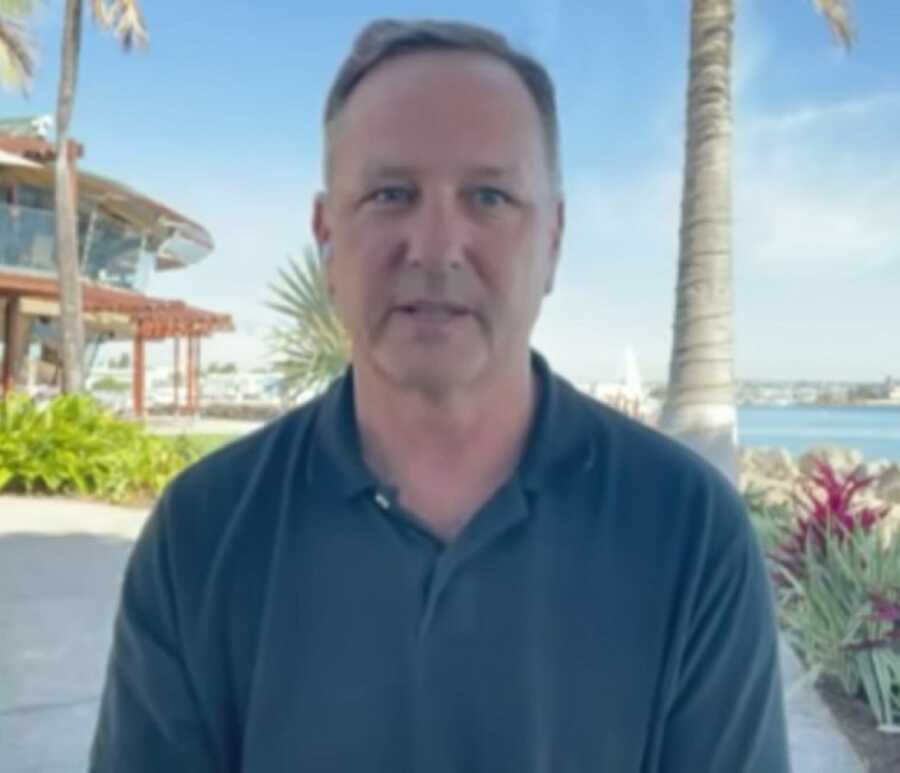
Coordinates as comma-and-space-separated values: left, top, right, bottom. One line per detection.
143, 416, 264, 436
0, 495, 864, 772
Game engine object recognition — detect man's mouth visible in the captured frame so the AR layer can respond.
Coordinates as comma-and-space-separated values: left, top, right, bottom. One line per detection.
394, 301, 470, 322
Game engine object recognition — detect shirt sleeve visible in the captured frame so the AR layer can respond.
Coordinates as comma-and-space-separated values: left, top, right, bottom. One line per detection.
659, 505, 792, 772
89, 487, 220, 773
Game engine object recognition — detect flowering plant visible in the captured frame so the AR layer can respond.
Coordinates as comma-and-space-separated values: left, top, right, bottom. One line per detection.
752, 458, 900, 731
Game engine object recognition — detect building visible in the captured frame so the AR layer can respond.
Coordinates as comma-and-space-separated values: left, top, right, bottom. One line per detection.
586, 346, 657, 423
0, 116, 232, 416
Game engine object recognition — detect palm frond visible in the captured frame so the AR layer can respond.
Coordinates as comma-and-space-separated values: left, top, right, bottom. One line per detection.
812, 0, 855, 49
90, 0, 147, 49
0, 1, 37, 15
0, 15, 35, 93
266, 246, 351, 400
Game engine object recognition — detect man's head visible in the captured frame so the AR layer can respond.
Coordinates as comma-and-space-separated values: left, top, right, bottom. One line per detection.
313, 19, 565, 395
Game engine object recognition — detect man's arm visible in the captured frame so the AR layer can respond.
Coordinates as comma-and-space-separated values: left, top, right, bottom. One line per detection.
90, 488, 220, 772
660, 507, 791, 772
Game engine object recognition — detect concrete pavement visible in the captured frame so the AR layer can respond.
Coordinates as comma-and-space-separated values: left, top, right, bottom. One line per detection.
1, 495, 865, 772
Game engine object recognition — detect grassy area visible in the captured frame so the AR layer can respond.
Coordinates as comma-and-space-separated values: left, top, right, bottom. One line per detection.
178, 434, 239, 457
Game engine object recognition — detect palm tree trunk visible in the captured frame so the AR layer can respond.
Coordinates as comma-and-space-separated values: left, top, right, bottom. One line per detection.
659, 0, 738, 482
54, 0, 85, 393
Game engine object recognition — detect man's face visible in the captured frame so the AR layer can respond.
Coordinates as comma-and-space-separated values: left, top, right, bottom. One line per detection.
314, 50, 564, 394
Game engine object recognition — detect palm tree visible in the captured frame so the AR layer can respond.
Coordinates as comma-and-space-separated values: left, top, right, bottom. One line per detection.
0, 0, 36, 93
55, 0, 147, 393
659, 0, 853, 482
266, 246, 351, 401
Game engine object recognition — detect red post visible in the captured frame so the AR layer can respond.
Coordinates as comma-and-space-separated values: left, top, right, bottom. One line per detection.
132, 333, 145, 418
2, 296, 23, 395
195, 337, 202, 412
186, 334, 195, 415
173, 336, 181, 415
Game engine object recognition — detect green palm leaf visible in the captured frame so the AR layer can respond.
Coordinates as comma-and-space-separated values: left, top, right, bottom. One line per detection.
266, 246, 351, 400
812, 0, 854, 49
89, 0, 148, 49
0, 1, 36, 93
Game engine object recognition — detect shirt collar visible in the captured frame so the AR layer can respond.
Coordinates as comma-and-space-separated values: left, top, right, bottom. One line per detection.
305, 366, 378, 499
517, 350, 597, 492
306, 350, 595, 499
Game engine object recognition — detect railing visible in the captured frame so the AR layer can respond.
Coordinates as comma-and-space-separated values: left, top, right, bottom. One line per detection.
0, 202, 152, 291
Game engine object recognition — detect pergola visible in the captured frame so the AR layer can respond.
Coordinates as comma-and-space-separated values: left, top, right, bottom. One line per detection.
1, 121, 231, 418
0, 271, 233, 417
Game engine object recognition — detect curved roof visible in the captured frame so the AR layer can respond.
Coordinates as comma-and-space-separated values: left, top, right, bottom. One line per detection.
0, 269, 233, 341
0, 136, 214, 272
77, 170, 215, 270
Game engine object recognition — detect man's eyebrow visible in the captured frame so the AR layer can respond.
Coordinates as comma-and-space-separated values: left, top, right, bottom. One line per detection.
362, 164, 418, 179
465, 165, 520, 179
361, 164, 522, 179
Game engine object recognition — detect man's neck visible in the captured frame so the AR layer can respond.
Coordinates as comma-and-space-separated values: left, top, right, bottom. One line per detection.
351, 355, 537, 537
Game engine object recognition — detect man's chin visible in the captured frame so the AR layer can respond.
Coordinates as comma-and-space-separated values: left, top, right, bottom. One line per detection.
376, 351, 487, 395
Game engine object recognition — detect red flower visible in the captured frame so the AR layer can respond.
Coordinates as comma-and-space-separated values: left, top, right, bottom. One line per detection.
770, 458, 890, 586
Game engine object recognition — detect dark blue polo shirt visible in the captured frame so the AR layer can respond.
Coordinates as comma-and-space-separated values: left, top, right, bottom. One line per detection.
90, 353, 790, 772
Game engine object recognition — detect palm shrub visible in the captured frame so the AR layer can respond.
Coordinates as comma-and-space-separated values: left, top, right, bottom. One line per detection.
266, 246, 351, 401
0, 0, 38, 93
745, 487, 794, 558
764, 459, 900, 731
0, 392, 199, 502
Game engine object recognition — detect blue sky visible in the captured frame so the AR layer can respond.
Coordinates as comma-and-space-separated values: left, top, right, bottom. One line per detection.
2, 0, 898, 382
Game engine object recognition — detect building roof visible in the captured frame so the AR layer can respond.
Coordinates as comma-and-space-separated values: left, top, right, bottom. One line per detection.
0, 270, 233, 341
0, 134, 213, 271
82, 283, 233, 340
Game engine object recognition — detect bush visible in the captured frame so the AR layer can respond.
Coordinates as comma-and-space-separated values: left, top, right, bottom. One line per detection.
0, 393, 201, 503
745, 487, 794, 557
91, 375, 130, 392
749, 459, 900, 731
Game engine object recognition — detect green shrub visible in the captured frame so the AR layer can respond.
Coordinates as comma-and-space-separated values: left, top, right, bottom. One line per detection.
748, 460, 900, 731
0, 392, 200, 503
745, 487, 794, 557
91, 375, 130, 392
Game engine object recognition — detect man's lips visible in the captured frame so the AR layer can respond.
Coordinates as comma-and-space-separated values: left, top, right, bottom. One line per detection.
393, 300, 471, 318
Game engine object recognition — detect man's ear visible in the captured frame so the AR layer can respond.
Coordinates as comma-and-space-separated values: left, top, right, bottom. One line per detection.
312, 193, 336, 298
312, 192, 331, 257
545, 198, 565, 295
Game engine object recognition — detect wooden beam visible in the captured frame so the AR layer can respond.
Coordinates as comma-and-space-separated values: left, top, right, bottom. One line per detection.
1, 296, 23, 394
132, 334, 145, 418
186, 334, 195, 415
195, 337, 202, 412
173, 336, 180, 414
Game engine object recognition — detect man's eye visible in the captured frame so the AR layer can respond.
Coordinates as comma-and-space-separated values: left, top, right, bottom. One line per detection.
370, 187, 414, 205
469, 187, 512, 209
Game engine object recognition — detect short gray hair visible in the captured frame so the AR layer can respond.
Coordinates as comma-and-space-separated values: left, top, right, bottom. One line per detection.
323, 19, 562, 189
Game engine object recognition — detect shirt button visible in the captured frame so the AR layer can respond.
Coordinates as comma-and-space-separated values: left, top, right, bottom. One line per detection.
374, 491, 391, 510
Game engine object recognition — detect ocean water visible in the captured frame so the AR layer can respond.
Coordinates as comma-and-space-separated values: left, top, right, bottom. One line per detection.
737, 405, 900, 462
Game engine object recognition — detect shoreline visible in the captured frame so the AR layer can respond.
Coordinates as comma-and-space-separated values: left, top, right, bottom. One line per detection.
739, 401, 900, 408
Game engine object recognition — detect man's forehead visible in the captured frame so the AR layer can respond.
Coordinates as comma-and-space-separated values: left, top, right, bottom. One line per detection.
358, 161, 529, 180
349, 49, 529, 104
325, 50, 554, 190
335, 51, 540, 138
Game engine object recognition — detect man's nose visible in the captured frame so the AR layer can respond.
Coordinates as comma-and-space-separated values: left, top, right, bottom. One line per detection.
405, 191, 466, 272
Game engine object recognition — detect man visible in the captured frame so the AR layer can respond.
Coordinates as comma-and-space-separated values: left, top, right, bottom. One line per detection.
91, 19, 790, 772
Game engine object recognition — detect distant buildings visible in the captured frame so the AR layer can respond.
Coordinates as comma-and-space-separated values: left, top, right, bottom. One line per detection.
580, 346, 660, 423
0, 116, 233, 416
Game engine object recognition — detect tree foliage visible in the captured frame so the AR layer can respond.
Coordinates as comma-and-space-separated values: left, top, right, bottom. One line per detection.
266, 246, 351, 400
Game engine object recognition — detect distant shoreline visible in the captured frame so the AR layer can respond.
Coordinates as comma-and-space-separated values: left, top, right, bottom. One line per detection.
738, 401, 900, 409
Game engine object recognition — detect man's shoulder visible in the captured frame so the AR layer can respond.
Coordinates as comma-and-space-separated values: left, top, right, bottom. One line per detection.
554, 375, 719, 481
190, 396, 322, 481
554, 376, 749, 543
155, 395, 325, 539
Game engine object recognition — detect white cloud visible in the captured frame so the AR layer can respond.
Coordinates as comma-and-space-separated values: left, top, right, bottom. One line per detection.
536, 83, 900, 381
745, 92, 900, 135
522, 0, 561, 59
736, 91, 900, 277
